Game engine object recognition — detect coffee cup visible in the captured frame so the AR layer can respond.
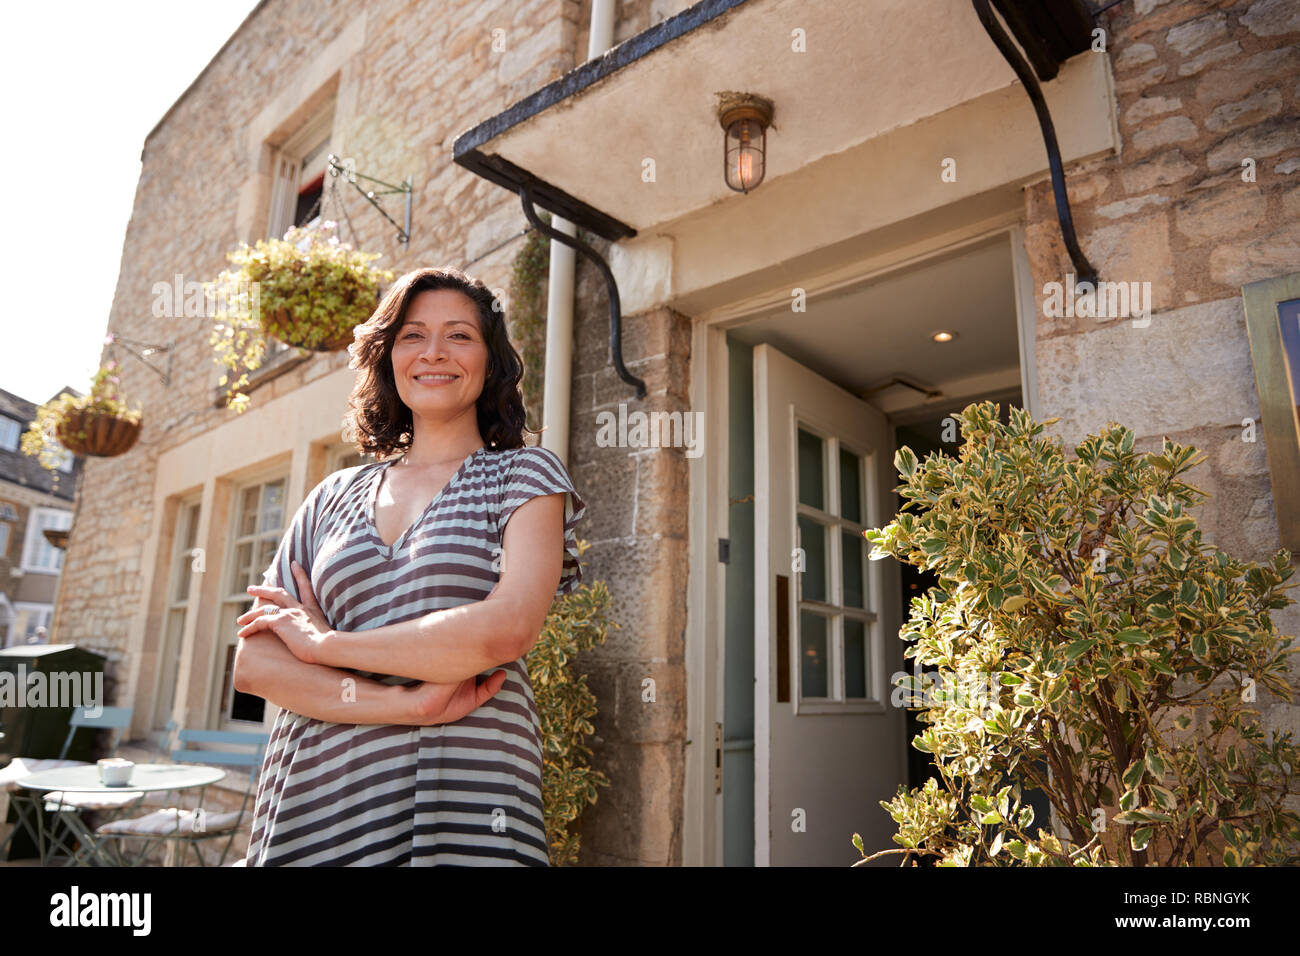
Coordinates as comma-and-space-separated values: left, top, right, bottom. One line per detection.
98, 758, 134, 786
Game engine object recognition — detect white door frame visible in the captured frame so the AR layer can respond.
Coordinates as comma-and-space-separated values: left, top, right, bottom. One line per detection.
683, 211, 1041, 865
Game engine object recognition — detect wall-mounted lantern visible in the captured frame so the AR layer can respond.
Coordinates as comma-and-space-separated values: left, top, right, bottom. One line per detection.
717, 92, 774, 194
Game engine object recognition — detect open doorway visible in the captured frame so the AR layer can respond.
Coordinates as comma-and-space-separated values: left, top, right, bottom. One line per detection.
713, 229, 1039, 865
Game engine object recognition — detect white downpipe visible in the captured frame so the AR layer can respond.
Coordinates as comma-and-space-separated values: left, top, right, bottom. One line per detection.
541, 0, 617, 462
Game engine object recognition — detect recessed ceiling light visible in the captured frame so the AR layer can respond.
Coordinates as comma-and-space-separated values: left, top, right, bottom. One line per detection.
931, 330, 957, 343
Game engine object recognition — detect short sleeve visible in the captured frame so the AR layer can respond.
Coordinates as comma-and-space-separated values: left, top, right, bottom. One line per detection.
497, 446, 587, 598
260, 470, 348, 602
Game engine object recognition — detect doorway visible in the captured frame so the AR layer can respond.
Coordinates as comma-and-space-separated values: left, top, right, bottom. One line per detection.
710, 229, 1037, 865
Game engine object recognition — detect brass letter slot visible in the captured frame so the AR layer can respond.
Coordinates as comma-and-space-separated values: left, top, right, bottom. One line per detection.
776, 573, 789, 703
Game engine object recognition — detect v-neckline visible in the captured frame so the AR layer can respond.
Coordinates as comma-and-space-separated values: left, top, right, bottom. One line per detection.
368, 446, 482, 557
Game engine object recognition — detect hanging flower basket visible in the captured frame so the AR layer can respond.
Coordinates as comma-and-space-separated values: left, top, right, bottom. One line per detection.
54, 407, 141, 457
205, 221, 394, 412
21, 360, 144, 481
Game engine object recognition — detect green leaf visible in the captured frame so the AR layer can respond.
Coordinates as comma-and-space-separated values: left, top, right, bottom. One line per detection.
1114, 628, 1151, 645
1065, 639, 1097, 662
1123, 759, 1145, 789
1131, 826, 1153, 852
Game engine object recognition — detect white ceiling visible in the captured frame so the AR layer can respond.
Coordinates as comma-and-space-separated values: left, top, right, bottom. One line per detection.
727, 235, 1022, 412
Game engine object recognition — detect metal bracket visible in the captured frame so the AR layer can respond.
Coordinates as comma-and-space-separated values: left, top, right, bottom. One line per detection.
519, 183, 648, 400
973, 0, 1098, 287
108, 334, 174, 386
327, 155, 413, 247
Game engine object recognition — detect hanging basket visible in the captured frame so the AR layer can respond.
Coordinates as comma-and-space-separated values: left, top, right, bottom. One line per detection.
54, 408, 141, 458
262, 307, 358, 353
43, 528, 70, 550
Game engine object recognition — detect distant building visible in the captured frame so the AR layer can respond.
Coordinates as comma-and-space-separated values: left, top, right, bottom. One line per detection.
0, 386, 80, 647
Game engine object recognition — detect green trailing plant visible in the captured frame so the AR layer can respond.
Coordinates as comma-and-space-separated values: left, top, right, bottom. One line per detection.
508, 212, 551, 434
21, 359, 142, 478
205, 221, 394, 414
854, 401, 1300, 867
525, 538, 615, 864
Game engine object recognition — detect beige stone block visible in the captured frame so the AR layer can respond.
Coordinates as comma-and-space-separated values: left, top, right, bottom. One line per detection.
1129, 116, 1198, 155
1165, 12, 1227, 55
1115, 42, 1158, 70
1241, 0, 1300, 37
1282, 184, 1300, 221
1080, 213, 1175, 311
1174, 185, 1266, 241
1119, 149, 1198, 193
1097, 193, 1170, 219
1177, 41, 1242, 77
1114, 63, 1169, 95
1035, 297, 1259, 448
1195, 46, 1300, 104
1123, 95, 1183, 126
1206, 117, 1300, 171
1205, 89, 1283, 133
1208, 225, 1300, 287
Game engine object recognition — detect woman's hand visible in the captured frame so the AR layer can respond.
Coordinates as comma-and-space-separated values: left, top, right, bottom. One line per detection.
236, 560, 334, 665
401, 670, 510, 725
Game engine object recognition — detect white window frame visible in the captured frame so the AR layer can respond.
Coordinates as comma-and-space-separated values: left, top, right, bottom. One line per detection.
268, 105, 336, 242
792, 417, 881, 712
21, 507, 73, 574
211, 471, 290, 730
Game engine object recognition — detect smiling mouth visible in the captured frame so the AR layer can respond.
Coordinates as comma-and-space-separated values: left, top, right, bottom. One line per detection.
413, 373, 458, 384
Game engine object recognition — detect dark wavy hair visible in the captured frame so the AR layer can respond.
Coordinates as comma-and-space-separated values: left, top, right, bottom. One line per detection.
342, 267, 534, 458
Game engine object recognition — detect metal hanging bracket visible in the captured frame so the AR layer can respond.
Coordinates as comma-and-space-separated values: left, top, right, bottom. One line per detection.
519, 183, 648, 400
327, 154, 413, 246
106, 334, 174, 386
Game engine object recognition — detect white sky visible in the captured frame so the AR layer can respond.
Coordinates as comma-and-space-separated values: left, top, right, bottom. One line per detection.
0, 1, 262, 407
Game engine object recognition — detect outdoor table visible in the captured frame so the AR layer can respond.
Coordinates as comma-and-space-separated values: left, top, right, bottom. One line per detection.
15, 763, 226, 866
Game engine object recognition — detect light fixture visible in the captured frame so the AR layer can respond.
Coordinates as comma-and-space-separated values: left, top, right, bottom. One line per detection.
717, 92, 774, 194
931, 330, 957, 343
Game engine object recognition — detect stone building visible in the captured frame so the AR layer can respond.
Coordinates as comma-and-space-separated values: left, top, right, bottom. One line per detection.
0, 387, 79, 647
33, 0, 1300, 865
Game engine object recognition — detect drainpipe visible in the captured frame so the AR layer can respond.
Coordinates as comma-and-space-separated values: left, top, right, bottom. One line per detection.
541, 0, 617, 462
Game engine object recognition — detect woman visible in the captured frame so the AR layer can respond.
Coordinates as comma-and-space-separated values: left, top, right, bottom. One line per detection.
231, 267, 586, 866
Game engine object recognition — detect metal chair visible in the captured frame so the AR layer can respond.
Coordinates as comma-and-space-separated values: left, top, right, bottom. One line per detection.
95, 728, 269, 867
0, 706, 135, 864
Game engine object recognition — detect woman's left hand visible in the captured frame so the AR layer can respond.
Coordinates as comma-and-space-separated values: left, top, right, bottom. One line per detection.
236, 560, 335, 665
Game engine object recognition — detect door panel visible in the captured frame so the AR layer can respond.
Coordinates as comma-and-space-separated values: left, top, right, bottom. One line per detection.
753, 343, 905, 865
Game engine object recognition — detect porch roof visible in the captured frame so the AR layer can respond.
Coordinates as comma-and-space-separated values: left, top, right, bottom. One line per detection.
451, 0, 1095, 241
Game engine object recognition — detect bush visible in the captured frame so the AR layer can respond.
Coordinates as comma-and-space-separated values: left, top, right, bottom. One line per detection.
855, 402, 1300, 866
526, 539, 616, 865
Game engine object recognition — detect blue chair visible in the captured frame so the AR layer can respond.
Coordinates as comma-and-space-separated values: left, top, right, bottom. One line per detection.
0, 706, 136, 864
96, 728, 269, 867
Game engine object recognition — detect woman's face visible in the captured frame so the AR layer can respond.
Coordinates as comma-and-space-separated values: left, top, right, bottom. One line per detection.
389, 288, 489, 424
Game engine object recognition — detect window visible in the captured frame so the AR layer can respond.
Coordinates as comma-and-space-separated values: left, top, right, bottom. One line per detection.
54, 447, 74, 472
268, 106, 335, 241
260, 103, 336, 369
21, 508, 72, 573
13, 603, 53, 643
0, 522, 9, 558
794, 425, 878, 706
215, 475, 287, 728
154, 499, 201, 732
1244, 271, 1300, 551
0, 417, 19, 451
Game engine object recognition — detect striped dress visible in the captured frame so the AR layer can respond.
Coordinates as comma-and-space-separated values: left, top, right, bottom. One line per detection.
243, 444, 585, 866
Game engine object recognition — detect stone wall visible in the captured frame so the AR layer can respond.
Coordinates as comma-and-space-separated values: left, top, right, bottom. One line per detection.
561, 236, 692, 865
1022, 0, 1300, 764
55, 0, 581, 697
